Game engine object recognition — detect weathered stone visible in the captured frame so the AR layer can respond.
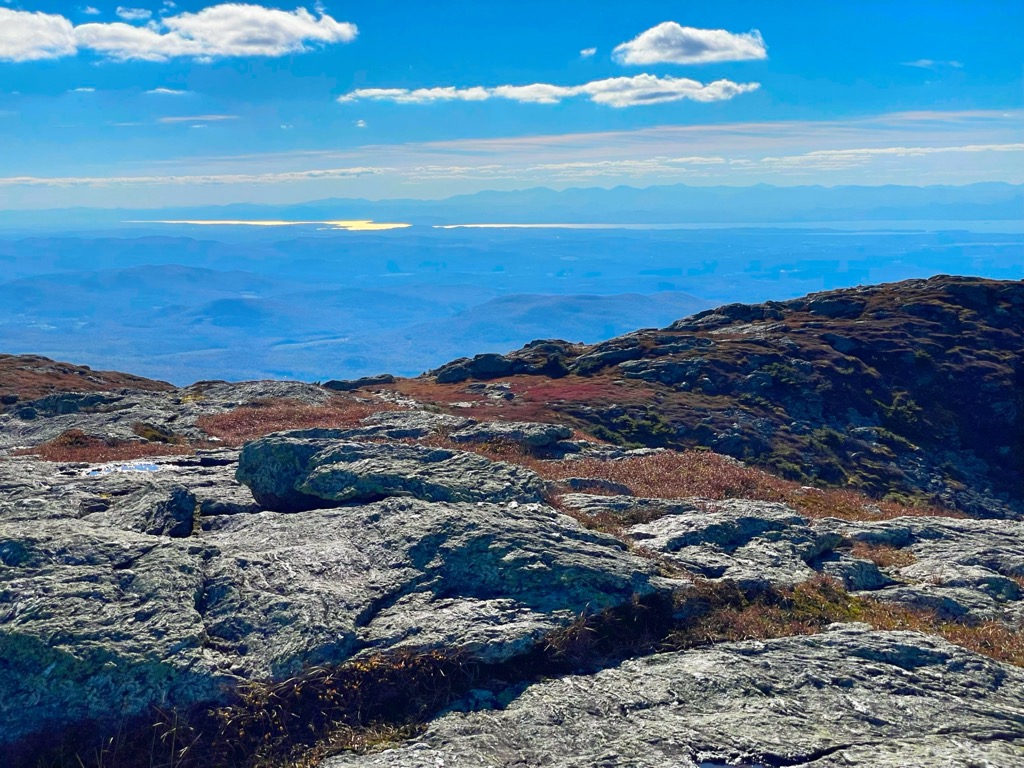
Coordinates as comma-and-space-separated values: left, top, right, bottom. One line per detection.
237, 435, 548, 511
0, 519, 227, 751
324, 626, 1024, 768
817, 516, 1024, 625
83, 484, 197, 538
322, 374, 396, 391
627, 499, 843, 588
339, 410, 473, 441
449, 420, 572, 449
0, 482, 667, 756
0, 379, 335, 452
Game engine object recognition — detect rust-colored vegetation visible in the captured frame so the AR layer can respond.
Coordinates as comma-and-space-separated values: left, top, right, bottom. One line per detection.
427, 437, 958, 523
28, 429, 194, 463
195, 396, 397, 447
849, 541, 918, 568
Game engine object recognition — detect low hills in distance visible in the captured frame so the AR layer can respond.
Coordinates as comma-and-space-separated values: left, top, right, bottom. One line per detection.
1, 224, 1021, 383
1, 182, 1022, 232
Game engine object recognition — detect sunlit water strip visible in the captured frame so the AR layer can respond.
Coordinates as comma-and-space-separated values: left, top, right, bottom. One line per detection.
124, 220, 411, 231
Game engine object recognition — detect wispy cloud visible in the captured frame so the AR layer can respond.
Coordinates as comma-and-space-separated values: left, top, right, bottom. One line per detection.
0, 4, 357, 63
158, 114, 237, 123
355, 119, 367, 128
339, 74, 760, 108
580, 47, 596, 58
613, 22, 767, 65
115, 6, 152, 22
759, 143, 1024, 171
902, 58, 964, 70
5, 110, 1022, 200
69, 86, 95, 93
146, 87, 189, 95
0, 167, 385, 187
81, 6, 101, 15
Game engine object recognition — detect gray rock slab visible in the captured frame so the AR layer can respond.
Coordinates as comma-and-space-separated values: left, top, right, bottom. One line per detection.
324, 626, 1024, 768
199, 498, 663, 676
0, 519, 228, 748
0, 489, 666, 752
0, 379, 335, 452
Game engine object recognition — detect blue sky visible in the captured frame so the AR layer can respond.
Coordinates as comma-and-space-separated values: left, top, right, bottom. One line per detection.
0, 0, 1021, 208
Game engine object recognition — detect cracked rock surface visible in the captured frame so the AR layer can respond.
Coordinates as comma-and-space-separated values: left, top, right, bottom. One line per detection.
324, 625, 1024, 768
562, 494, 1024, 629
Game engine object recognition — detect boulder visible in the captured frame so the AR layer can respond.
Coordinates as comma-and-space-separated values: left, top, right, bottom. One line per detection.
322, 374, 396, 391
237, 435, 548, 512
83, 484, 197, 538
817, 516, 1024, 625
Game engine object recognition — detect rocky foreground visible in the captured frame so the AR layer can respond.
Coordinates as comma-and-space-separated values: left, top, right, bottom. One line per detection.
1, 276, 1023, 767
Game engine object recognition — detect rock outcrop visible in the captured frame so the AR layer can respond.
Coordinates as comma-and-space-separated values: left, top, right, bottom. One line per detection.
426, 277, 1024, 519
0, 434, 667, 758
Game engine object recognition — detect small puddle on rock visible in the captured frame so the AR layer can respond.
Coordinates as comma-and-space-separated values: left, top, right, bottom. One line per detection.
85, 462, 162, 477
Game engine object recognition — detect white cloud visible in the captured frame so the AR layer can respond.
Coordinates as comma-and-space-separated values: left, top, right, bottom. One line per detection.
339, 74, 759, 108
69, 86, 95, 92
340, 86, 491, 104
580, 47, 596, 58
355, 119, 367, 128
81, 6, 101, 15
613, 21, 767, 65
903, 59, 964, 70
146, 87, 188, 95
0, 9, 77, 62
158, 114, 237, 123
0, 4, 356, 63
116, 6, 152, 22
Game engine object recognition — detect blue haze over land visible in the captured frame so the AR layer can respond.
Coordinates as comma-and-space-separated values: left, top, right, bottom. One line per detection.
1, 184, 1021, 384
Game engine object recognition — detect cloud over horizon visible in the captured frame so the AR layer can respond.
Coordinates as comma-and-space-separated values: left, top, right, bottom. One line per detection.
0, 4, 357, 63
613, 22, 767, 65
339, 74, 760, 108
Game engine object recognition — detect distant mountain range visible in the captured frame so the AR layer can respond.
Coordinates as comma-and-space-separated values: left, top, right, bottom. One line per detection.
2, 182, 1022, 232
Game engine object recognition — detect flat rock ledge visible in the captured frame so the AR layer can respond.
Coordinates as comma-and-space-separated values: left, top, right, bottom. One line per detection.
325, 625, 1024, 768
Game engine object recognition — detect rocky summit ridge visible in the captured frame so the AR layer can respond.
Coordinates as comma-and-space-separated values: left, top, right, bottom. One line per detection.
1, 275, 1022, 767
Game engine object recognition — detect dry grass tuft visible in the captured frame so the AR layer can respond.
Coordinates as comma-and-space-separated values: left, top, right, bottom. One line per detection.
667, 577, 1024, 668
666, 576, 861, 648
195, 396, 397, 446
849, 542, 917, 568
855, 600, 1024, 667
